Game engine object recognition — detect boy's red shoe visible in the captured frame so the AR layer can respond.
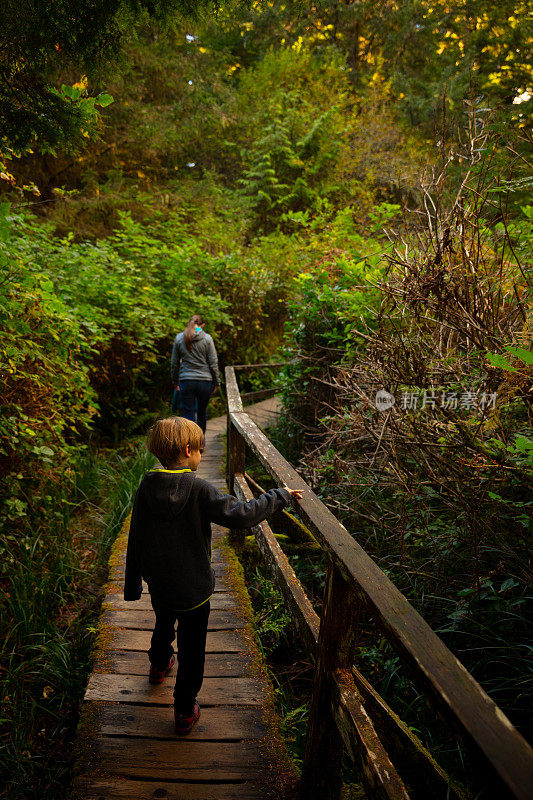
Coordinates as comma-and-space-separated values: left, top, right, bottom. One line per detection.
148, 654, 175, 685
174, 701, 200, 735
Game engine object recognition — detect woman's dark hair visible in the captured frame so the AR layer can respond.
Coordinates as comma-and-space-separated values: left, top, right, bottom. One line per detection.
184, 314, 204, 352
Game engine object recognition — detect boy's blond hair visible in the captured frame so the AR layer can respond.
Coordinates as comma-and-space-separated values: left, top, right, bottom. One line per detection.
146, 417, 204, 467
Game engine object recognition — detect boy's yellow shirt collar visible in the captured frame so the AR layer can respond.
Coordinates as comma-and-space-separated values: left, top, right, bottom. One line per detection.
149, 467, 192, 474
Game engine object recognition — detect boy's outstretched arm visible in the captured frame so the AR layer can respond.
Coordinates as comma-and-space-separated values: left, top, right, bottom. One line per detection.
199, 480, 300, 528
124, 494, 143, 601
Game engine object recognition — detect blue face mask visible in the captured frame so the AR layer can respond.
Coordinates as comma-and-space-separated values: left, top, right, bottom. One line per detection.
195, 326, 202, 333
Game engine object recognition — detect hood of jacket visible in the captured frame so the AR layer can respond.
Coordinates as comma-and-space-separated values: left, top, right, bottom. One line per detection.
184, 328, 206, 343
140, 470, 195, 519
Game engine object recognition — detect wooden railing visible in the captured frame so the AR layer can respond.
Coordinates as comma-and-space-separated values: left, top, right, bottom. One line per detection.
225, 364, 533, 800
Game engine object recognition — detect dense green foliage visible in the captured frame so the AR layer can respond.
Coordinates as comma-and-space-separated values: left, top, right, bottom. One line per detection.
1, 442, 154, 797
1, 0, 532, 795
1, 0, 218, 157
200, 0, 533, 126
276, 123, 532, 773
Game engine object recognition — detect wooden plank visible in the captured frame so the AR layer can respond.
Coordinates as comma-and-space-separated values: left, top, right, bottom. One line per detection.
94, 650, 251, 678
112, 548, 226, 566
234, 474, 319, 654
86, 673, 267, 706
86, 738, 267, 781
102, 608, 246, 631
105, 579, 232, 596
229, 409, 533, 800
104, 593, 238, 612
87, 702, 267, 740
108, 629, 250, 653
73, 778, 267, 800
231, 362, 288, 371
333, 677, 410, 800
109, 561, 231, 582
350, 669, 467, 800
240, 388, 278, 404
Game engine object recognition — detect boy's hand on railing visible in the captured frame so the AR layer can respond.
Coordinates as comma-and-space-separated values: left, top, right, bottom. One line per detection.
284, 487, 303, 502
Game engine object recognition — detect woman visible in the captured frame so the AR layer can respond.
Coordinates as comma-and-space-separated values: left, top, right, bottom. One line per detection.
170, 315, 220, 433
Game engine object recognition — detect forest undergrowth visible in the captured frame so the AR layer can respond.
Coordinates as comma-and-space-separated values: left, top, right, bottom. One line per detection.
0, 441, 153, 799
269, 115, 532, 793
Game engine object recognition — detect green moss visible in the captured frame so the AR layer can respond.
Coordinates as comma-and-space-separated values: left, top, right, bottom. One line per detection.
217, 532, 299, 795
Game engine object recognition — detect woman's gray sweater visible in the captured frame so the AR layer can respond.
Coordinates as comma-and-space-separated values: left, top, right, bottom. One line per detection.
171, 329, 220, 386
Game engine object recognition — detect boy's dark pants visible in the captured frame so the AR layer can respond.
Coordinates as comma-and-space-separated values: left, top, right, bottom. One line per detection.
148, 601, 210, 713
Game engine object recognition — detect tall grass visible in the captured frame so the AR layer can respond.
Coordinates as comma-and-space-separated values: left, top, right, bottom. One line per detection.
0, 442, 153, 800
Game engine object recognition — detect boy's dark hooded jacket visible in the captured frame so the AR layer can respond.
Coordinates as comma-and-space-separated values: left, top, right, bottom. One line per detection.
124, 469, 291, 611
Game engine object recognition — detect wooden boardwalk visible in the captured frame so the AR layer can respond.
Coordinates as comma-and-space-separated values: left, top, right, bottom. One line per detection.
71, 399, 293, 800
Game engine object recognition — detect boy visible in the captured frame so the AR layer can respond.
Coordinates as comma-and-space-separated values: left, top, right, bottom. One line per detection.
123, 416, 302, 734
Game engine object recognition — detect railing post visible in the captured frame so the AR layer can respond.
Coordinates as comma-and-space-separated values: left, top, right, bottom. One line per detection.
225, 365, 245, 496
299, 560, 360, 800
227, 415, 245, 496
226, 411, 231, 488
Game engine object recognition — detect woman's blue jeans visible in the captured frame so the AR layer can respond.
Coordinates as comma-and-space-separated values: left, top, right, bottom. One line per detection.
178, 379, 213, 433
